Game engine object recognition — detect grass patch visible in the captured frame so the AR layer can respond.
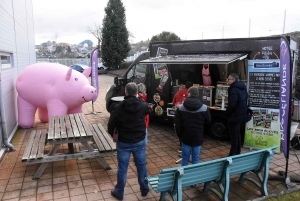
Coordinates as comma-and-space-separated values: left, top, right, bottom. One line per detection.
267, 190, 300, 200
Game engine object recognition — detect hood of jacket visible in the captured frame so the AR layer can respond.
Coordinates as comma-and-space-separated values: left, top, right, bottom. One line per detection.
230, 81, 247, 91
122, 95, 144, 113
183, 97, 203, 111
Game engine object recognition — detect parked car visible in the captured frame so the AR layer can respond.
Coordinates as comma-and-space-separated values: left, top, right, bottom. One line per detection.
98, 62, 108, 70
70, 64, 89, 73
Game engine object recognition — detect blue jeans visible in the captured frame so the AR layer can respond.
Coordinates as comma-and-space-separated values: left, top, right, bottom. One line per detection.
181, 142, 201, 166
114, 138, 148, 198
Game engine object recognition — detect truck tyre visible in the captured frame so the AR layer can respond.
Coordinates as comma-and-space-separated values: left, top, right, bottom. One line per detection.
209, 117, 229, 141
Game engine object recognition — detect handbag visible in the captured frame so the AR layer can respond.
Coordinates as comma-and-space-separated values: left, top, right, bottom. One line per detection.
113, 126, 118, 142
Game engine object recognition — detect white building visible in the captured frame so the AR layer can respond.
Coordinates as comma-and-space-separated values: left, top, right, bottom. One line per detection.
0, 0, 36, 159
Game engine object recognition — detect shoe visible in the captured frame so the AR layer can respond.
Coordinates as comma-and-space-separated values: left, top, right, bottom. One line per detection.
178, 147, 182, 153
111, 189, 123, 200
141, 189, 149, 197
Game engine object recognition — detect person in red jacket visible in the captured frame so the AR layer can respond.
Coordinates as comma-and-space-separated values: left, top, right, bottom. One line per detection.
137, 83, 150, 143
172, 81, 193, 107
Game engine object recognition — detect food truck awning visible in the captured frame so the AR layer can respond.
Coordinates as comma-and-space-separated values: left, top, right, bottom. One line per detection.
139, 53, 248, 64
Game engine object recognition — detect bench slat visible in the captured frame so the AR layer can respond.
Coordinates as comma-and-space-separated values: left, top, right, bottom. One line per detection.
79, 113, 93, 137
91, 124, 113, 151
96, 123, 116, 150
54, 116, 61, 140
29, 131, 41, 160
90, 124, 106, 152
69, 114, 80, 138
37, 129, 47, 159
22, 131, 36, 161
65, 115, 74, 138
74, 113, 86, 137
60, 116, 67, 139
48, 118, 54, 140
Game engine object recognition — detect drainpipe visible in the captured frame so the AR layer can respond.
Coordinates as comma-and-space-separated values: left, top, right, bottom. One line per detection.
0, 113, 15, 152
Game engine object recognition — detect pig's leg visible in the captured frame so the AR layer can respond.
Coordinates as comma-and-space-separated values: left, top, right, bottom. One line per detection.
67, 106, 83, 114
38, 108, 49, 123
17, 96, 37, 128
46, 99, 68, 118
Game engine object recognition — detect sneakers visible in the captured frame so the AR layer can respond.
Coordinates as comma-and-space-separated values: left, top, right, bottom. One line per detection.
141, 189, 149, 197
111, 189, 123, 200
178, 147, 182, 153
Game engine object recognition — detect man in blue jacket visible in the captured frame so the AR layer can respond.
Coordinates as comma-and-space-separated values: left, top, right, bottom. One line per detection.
108, 82, 152, 200
174, 86, 211, 166
226, 73, 248, 156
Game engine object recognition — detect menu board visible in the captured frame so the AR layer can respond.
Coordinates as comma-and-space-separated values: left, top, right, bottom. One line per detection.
244, 60, 281, 151
248, 72, 280, 109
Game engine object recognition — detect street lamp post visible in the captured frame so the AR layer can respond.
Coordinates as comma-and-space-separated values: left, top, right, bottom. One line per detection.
269, 30, 272, 35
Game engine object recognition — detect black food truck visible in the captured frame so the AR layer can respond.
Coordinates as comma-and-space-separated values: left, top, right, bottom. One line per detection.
105, 36, 299, 141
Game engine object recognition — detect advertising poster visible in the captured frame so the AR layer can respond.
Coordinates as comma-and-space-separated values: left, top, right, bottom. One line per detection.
244, 60, 281, 150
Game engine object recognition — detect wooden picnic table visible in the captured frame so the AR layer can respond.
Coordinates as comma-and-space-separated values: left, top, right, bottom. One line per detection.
22, 113, 116, 179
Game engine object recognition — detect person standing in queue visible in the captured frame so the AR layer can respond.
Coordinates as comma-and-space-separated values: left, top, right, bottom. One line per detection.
225, 73, 248, 156
108, 82, 152, 200
174, 86, 211, 166
137, 83, 150, 143
172, 81, 193, 153
172, 81, 193, 108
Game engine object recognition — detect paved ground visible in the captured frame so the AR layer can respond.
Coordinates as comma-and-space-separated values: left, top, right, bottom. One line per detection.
1, 74, 300, 201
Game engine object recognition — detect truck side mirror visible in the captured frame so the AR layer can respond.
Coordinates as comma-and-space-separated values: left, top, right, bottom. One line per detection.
114, 77, 119, 86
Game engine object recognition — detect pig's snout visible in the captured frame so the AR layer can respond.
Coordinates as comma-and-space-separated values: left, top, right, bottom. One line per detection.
81, 85, 97, 102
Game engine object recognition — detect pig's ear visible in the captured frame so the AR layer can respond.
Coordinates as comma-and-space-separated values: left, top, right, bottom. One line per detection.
66, 68, 72, 80
82, 67, 92, 78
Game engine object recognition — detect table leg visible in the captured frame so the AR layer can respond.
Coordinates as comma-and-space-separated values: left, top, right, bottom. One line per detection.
68, 143, 74, 154
33, 144, 61, 179
81, 142, 111, 170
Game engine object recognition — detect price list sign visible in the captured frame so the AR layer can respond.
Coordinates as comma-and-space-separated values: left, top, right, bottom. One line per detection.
248, 72, 280, 108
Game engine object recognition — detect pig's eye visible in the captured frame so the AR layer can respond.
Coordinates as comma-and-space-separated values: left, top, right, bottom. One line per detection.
75, 78, 78, 81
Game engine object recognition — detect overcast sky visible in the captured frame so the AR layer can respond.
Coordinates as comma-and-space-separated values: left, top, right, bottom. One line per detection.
32, 0, 300, 45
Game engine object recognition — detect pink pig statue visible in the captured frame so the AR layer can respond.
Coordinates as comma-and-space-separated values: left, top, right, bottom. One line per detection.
16, 63, 97, 128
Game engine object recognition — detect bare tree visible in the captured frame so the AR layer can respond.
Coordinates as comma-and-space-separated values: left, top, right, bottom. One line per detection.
87, 23, 102, 56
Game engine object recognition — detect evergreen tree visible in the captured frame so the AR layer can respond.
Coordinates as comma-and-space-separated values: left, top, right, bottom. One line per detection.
101, 0, 130, 69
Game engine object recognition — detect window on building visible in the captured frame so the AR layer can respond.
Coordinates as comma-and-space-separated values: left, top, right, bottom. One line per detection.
0, 52, 13, 69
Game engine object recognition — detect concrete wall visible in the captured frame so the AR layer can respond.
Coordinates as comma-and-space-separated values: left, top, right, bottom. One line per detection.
0, 0, 36, 158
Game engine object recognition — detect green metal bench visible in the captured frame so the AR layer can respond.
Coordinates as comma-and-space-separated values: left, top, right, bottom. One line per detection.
146, 145, 278, 201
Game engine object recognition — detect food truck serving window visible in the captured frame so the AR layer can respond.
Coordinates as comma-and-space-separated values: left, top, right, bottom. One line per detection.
139, 53, 248, 64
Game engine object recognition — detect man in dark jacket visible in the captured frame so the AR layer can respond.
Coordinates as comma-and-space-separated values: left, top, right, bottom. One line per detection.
108, 82, 152, 200
226, 73, 248, 156
174, 86, 211, 166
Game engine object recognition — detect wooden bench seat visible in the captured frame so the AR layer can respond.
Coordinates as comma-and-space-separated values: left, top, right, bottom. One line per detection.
146, 145, 279, 201
90, 123, 116, 155
22, 129, 47, 163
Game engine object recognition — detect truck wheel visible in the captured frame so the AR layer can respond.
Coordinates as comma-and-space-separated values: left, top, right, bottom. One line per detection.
209, 117, 229, 141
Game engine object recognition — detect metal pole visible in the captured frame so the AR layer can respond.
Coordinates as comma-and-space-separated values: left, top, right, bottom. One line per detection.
283, 9, 286, 34
248, 19, 251, 37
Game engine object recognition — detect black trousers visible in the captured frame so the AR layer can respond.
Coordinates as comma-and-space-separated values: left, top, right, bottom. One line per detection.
229, 122, 241, 156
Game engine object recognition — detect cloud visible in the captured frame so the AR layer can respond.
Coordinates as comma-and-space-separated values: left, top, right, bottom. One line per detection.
32, 0, 300, 45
